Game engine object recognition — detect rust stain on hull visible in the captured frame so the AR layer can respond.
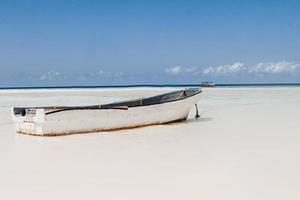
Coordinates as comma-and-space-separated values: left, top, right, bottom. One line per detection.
17, 117, 188, 137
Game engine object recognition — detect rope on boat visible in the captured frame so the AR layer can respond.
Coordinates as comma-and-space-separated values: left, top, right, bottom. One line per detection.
195, 104, 200, 119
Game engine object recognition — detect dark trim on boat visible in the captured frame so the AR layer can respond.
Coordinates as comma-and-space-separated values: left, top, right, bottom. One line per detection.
13, 88, 202, 116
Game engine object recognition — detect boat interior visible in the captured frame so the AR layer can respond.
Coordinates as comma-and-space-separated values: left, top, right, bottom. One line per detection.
13, 87, 202, 116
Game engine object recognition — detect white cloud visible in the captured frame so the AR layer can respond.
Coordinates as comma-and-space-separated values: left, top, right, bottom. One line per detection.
77, 70, 125, 80
248, 61, 300, 74
201, 61, 300, 76
165, 66, 196, 75
165, 66, 182, 75
40, 70, 61, 81
96, 69, 124, 77
203, 62, 245, 75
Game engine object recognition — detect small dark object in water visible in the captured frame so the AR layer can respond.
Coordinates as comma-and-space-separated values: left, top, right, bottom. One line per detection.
201, 82, 215, 87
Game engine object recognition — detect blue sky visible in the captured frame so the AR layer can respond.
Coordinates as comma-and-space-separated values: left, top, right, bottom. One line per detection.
0, 0, 299, 86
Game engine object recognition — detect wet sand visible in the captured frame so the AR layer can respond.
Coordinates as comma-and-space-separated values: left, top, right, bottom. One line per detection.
1, 87, 300, 200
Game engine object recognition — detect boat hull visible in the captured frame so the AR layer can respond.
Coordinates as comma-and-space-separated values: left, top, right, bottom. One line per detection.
12, 90, 201, 136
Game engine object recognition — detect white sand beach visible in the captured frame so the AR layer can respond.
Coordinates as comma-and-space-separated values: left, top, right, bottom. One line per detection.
0, 87, 300, 200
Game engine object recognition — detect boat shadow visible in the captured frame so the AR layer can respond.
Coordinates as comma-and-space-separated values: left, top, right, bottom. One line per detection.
167, 117, 213, 126
185, 117, 213, 123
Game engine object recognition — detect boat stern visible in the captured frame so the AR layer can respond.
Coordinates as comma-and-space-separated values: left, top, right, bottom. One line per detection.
12, 107, 46, 135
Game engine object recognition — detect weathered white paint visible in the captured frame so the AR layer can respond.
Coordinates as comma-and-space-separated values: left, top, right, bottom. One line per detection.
12, 92, 201, 136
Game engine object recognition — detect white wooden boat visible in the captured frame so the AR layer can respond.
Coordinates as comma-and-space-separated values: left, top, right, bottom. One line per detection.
12, 88, 202, 136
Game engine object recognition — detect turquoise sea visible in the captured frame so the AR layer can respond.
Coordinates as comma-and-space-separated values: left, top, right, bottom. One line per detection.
0, 83, 300, 90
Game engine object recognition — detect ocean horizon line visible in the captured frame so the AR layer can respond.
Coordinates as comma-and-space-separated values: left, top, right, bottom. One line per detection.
0, 83, 300, 90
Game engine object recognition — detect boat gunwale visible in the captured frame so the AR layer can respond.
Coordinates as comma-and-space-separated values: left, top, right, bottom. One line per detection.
13, 88, 202, 116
